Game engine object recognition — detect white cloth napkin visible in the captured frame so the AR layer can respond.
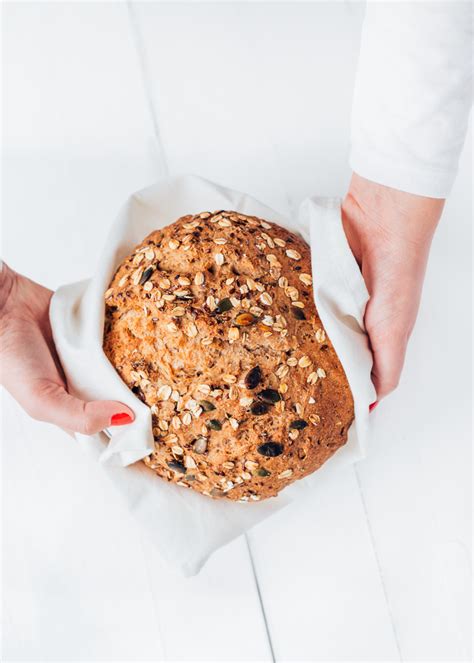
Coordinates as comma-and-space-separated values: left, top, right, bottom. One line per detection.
50, 175, 375, 576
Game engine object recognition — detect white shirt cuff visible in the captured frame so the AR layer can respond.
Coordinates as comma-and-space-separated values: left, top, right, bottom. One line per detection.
350, 148, 454, 199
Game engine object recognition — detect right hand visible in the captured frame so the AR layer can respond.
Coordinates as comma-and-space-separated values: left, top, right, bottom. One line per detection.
0, 262, 134, 435
341, 174, 443, 402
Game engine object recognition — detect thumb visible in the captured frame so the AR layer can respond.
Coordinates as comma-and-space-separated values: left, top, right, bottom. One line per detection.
369, 328, 408, 400
28, 380, 135, 435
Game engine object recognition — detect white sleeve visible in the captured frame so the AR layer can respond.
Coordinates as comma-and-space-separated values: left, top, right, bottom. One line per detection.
350, 1, 473, 199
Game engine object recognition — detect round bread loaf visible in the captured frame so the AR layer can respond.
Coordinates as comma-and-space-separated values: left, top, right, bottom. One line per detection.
103, 211, 354, 502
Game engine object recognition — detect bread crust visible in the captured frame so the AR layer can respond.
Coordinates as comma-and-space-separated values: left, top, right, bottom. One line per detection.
103, 211, 354, 502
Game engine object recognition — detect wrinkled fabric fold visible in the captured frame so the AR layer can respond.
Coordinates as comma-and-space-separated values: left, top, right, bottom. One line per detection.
50, 174, 374, 575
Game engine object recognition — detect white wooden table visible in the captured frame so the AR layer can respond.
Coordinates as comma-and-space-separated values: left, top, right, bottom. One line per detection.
2, 3, 471, 661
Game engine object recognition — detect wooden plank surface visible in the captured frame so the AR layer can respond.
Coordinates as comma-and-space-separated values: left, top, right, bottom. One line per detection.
2, 1, 472, 661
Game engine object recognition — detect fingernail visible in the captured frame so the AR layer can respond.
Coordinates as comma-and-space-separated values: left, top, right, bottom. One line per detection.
369, 401, 378, 413
110, 412, 133, 426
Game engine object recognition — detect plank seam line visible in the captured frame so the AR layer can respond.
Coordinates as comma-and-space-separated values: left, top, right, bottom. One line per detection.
354, 465, 404, 661
125, 3, 169, 657
245, 533, 277, 663
138, 533, 169, 661
126, 0, 169, 177
104, 429, 167, 657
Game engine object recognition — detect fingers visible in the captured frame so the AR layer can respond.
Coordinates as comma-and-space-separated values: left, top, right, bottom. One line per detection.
368, 324, 408, 400
25, 379, 135, 435
364, 286, 411, 400
0, 272, 135, 435
1, 316, 134, 435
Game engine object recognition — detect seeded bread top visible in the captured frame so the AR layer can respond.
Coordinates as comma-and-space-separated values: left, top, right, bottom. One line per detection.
103, 211, 354, 501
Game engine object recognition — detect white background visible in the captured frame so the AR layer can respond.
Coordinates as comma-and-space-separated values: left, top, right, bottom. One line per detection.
2, 2, 472, 661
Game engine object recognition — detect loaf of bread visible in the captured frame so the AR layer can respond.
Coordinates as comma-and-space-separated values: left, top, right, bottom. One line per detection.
103, 211, 354, 501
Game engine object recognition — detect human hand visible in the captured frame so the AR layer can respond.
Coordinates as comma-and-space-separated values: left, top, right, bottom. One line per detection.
0, 262, 134, 434
342, 173, 444, 402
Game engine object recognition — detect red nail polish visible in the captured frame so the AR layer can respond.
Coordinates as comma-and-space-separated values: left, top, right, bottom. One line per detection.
110, 412, 133, 426
369, 401, 378, 412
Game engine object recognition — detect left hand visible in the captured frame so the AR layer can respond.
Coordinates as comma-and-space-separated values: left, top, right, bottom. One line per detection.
0, 262, 134, 434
